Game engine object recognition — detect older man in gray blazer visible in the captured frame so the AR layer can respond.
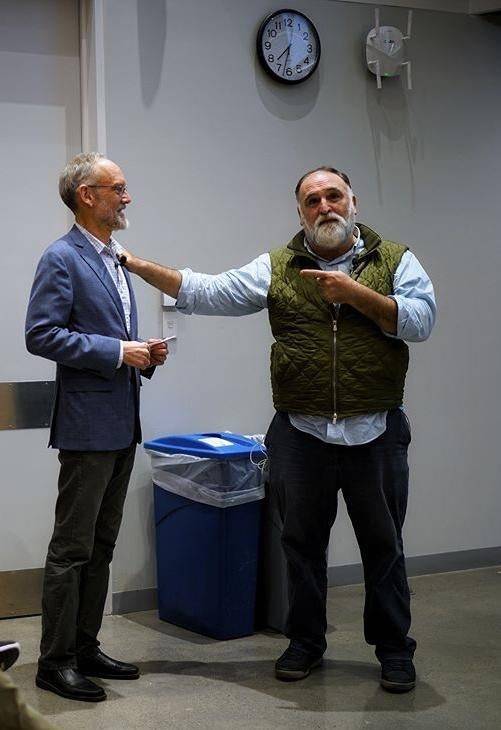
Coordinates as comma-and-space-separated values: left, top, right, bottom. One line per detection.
25, 153, 167, 703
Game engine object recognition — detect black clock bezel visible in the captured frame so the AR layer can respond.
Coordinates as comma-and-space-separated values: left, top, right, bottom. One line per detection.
256, 8, 321, 85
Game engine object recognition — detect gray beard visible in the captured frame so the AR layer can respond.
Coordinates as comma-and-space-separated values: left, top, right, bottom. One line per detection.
112, 212, 129, 231
305, 213, 356, 254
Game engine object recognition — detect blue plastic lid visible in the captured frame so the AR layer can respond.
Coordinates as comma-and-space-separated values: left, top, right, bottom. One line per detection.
143, 432, 265, 460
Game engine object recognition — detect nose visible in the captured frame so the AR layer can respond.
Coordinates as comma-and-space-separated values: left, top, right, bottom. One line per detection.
318, 197, 330, 214
123, 190, 132, 204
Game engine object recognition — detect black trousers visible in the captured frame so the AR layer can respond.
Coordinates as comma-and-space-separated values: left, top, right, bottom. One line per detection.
265, 409, 416, 661
38, 445, 136, 670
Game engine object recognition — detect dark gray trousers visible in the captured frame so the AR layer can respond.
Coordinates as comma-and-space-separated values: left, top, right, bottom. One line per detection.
38, 445, 136, 670
266, 409, 416, 660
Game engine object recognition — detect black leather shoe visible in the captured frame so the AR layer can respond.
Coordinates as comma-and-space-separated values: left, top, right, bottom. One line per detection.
36, 667, 106, 702
0, 641, 20, 671
380, 657, 416, 693
275, 643, 323, 681
77, 648, 139, 680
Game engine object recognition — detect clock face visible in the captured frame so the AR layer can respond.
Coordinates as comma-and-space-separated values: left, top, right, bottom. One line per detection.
257, 9, 321, 84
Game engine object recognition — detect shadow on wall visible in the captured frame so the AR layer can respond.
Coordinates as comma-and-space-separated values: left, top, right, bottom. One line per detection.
365, 73, 418, 208
116, 469, 157, 597
254, 55, 320, 121
137, 0, 167, 107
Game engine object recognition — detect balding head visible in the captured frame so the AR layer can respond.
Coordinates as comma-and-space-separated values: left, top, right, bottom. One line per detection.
295, 166, 352, 201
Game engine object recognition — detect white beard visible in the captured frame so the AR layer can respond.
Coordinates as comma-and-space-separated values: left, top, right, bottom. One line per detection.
304, 210, 356, 254
113, 210, 129, 231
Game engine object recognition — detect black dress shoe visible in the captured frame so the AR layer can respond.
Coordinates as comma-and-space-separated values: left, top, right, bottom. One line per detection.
36, 667, 106, 702
0, 641, 20, 671
77, 648, 139, 680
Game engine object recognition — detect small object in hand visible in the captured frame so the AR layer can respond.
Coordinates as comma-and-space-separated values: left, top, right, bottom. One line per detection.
149, 336, 174, 346
118, 254, 127, 265
146, 337, 172, 359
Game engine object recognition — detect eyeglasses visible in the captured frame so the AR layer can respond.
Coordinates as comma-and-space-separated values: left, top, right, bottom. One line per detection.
86, 184, 128, 196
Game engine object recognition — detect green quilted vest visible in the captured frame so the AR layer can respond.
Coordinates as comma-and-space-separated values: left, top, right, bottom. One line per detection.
267, 223, 409, 420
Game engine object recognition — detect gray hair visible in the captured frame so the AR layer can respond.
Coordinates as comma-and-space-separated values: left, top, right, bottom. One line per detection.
295, 166, 352, 200
59, 152, 105, 212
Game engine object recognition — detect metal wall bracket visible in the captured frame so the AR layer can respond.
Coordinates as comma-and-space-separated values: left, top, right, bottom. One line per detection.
0, 381, 55, 430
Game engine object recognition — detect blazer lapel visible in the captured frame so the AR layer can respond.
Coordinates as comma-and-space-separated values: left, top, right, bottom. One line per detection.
68, 226, 129, 333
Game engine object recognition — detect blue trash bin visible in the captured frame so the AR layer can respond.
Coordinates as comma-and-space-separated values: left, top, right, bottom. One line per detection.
144, 432, 266, 640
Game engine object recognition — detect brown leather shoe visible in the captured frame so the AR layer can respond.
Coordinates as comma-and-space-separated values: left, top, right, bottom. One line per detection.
77, 648, 139, 680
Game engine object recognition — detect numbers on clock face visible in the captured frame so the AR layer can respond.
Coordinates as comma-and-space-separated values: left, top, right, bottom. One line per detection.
259, 11, 319, 83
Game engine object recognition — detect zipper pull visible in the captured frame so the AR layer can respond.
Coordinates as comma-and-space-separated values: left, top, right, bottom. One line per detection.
332, 320, 337, 332
332, 413, 337, 425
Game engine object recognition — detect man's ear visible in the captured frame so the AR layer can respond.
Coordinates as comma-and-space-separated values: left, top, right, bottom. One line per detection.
297, 205, 305, 227
77, 185, 94, 209
352, 195, 357, 215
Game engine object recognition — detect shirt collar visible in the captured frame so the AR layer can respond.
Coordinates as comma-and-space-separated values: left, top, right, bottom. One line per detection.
75, 223, 124, 259
304, 225, 363, 265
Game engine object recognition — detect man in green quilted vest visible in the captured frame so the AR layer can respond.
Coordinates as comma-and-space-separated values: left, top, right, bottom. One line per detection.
120, 166, 436, 694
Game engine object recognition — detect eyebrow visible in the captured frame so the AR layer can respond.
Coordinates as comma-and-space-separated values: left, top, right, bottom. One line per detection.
304, 187, 344, 202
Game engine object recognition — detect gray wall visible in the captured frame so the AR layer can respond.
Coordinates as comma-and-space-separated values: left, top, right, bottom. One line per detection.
0, 0, 81, 572
99, 0, 501, 596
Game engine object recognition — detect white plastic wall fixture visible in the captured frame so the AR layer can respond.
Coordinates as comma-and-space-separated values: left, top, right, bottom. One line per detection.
162, 293, 177, 308
366, 8, 413, 89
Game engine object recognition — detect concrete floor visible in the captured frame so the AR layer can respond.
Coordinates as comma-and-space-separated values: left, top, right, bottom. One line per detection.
3, 567, 501, 730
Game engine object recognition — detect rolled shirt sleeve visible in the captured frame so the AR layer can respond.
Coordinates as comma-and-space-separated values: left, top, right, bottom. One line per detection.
176, 254, 271, 316
389, 251, 436, 342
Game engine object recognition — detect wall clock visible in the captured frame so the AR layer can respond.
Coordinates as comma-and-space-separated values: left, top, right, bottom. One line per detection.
256, 9, 321, 85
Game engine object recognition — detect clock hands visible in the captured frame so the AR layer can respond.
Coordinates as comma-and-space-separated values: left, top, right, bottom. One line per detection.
284, 46, 291, 76
277, 44, 291, 62
277, 43, 291, 76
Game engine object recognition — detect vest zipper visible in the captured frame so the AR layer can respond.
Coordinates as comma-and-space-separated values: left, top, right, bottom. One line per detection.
331, 306, 339, 424
329, 253, 365, 425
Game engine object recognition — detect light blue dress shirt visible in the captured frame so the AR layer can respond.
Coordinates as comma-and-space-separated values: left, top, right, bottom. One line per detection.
176, 228, 436, 445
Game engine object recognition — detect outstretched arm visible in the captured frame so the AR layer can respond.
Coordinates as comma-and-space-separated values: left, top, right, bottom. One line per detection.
120, 249, 270, 316
120, 250, 182, 298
